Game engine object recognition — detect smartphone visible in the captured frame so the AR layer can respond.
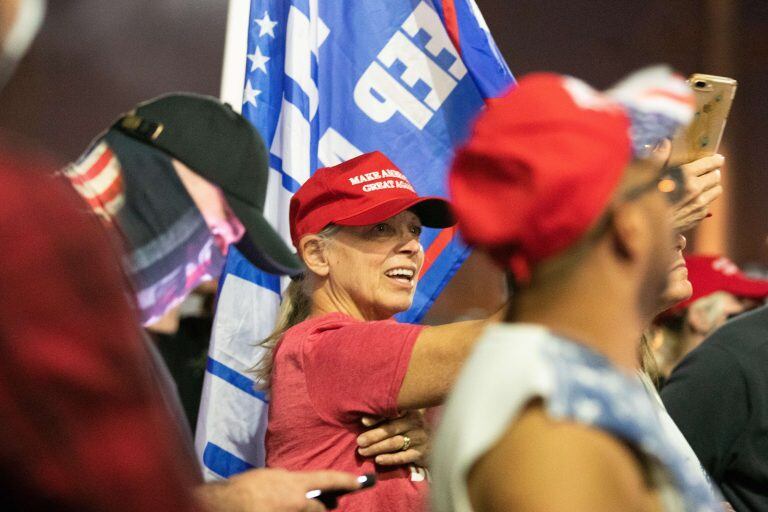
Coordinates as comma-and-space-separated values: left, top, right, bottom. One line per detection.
670, 73, 737, 164
305, 473, 376, 510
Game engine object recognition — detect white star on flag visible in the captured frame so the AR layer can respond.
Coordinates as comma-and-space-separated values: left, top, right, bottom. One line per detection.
247, 47, 270, 73
243, 80, 261, 107
254, 11, 277, 38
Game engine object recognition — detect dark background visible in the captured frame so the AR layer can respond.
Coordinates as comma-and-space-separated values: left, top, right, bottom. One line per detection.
1, 0, 764, 320
0, 0, 228, 160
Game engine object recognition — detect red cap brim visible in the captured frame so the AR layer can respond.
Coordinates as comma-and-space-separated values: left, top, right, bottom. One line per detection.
333, 196, 455, 229
674, 268, 768, 311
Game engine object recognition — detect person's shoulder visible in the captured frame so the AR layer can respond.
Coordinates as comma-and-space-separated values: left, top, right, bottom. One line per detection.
283, 313, 369, 345
284, 314, 421, 360
709, 304, 768, 341
464, 322, 558, 377
663, 310, 766, 389
311, 312, 370, 333
448, 322, 557, 400
467, 401, 654, 512
313, 313, 419, 337
699, 304, 768, 358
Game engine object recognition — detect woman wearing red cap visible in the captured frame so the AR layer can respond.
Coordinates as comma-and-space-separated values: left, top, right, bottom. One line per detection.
254, 151, 500, 511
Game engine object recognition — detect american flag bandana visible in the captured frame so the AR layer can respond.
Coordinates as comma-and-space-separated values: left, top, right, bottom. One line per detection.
62, 140, 125, 221
64, 130, 225, 325
606, 65, 695, 158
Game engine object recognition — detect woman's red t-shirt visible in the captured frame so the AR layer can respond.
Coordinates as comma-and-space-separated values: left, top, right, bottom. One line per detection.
266, 312, 427, 512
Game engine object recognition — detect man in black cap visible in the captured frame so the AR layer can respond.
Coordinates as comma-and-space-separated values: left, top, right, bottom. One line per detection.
64, 93, 301, 438
65, 92, 303, 326
114, 92, 302, 276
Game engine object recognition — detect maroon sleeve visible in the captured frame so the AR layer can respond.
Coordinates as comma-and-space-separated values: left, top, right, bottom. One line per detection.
301, 318, 424, 425
0, 157, 201, 511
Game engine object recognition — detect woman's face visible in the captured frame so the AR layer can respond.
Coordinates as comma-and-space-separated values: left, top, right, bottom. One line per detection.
324, 210, 424, 320
658, 233, 692, 311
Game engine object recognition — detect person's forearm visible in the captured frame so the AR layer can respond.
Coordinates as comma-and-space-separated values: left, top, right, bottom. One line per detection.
194, 468, 359, 512
195, 481, 244, 512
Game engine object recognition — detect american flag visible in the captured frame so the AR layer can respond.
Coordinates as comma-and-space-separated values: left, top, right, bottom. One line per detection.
195, 0, 514, 479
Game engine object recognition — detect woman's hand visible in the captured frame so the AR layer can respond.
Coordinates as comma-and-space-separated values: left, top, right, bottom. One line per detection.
673, 154, 725, 233
356, 410, 430, 466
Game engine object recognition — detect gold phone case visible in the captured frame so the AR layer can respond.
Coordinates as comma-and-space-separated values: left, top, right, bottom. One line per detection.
671, 74, 737, 164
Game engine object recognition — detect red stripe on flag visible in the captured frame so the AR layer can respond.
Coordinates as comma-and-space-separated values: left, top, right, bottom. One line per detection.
423, 1, 461, 279
78, 148, 114, 181
68, 158, 114, 188
86, 174, 124, 209
441, 0, 461, 54
419, 227, 456, 278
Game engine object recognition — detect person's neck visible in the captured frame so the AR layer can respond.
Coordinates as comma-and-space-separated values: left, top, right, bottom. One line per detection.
508, 264, 645, 372
308, 283, 378, 322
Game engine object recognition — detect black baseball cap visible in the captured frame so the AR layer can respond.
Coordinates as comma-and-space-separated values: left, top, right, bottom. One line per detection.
113, 93, 302, 276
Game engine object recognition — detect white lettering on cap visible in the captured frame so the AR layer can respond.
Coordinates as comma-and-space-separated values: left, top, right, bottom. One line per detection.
348, 168, 416, 193
348, 171, 383, 185
395, 180, 415, 192
362, 180, 396, 192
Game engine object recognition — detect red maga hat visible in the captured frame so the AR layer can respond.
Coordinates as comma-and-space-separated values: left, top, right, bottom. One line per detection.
449, 73, 633, 280
289, 151, 454, 248
676, 255, 768, 310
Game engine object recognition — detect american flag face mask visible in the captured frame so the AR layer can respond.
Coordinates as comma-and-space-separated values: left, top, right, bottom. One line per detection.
63, 130, 226, 325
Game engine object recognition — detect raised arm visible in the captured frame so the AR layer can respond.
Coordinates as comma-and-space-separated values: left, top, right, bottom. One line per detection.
397, 317, 494, 410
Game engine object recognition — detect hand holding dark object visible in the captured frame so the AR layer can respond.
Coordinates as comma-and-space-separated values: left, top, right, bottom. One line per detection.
356, 409, 430, 466
195, 468, 360, 512
673, 154, 725, 233
306, 474, 376, 510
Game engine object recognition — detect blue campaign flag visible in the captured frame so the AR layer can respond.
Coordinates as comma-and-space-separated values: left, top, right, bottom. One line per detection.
195, 0, 514, 479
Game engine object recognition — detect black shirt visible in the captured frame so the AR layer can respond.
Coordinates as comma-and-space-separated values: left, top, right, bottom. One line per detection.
662, 304, 768, 512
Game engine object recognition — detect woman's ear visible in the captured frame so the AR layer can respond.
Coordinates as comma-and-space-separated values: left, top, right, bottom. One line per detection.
300, 235, 330, 277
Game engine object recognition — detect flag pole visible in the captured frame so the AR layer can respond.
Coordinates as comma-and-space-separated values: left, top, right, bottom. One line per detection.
220, 0, 251, 113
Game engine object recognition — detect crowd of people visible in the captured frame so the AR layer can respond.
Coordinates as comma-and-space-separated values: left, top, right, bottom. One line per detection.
2, 1, 767, 511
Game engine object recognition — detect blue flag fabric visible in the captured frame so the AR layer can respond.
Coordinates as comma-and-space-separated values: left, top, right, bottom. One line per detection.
195, 0, 514, 480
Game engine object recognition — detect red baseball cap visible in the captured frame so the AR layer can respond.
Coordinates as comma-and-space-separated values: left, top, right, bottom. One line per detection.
449, 73, 632, 280
289, 151, 455, 248
675, 255, 768, 310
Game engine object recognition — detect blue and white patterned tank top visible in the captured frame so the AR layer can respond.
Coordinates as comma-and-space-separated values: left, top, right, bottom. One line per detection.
543, 333, 722, 511
432, 323, 724, 512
